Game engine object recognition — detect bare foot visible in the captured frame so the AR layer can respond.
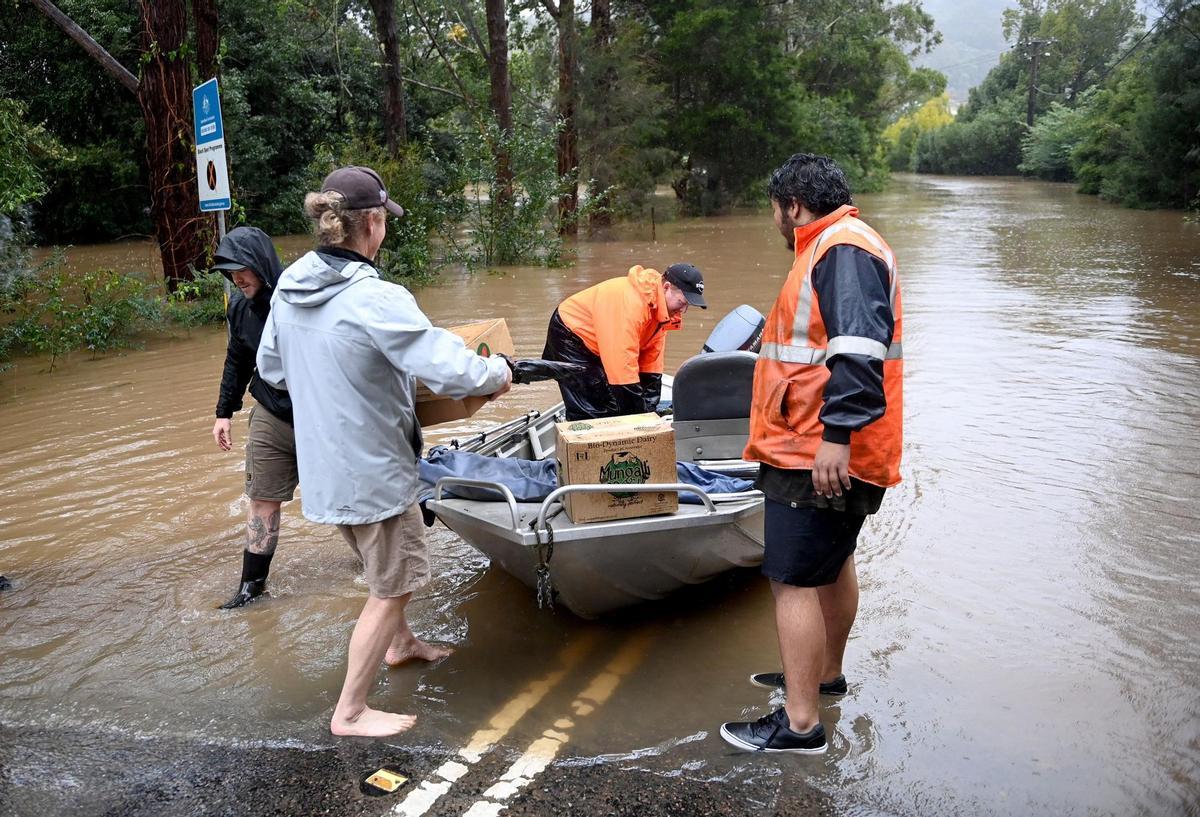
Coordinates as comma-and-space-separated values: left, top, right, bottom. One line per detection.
384, 638, 453, 667
330, 706, 416, 737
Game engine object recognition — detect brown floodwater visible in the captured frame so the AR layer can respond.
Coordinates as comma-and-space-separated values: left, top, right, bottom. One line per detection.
3, 174, 1199, 815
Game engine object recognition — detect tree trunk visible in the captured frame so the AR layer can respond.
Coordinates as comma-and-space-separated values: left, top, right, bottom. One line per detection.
485, 0, 514, 206
587, 0, 614, 229
139, 0, 207, 289
192, 0, 219, 81
368, 0, 407, 156
592, 0, 611, 46
192, 0, 219, 262
554, 0, 578, 235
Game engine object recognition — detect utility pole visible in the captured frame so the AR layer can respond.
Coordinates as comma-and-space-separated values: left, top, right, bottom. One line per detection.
1021, 37, 1054, 127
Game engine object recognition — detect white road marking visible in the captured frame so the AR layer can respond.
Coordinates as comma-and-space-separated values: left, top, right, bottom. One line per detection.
388, 634, 598, 817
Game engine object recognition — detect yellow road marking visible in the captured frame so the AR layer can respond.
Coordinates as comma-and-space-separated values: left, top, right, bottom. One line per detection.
389, 633, 598, 817
461, 630, 658, 815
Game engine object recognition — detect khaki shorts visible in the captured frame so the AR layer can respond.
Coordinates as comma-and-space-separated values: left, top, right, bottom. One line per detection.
337, 504, 430, 598
244, 405, 299, 501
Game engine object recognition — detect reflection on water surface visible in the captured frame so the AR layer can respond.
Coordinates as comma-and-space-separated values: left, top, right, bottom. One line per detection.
5, 174, 1200, 816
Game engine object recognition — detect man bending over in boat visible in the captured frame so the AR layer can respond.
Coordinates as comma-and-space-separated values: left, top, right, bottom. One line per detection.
257, 166, 511, 737
542, 263, 706, 420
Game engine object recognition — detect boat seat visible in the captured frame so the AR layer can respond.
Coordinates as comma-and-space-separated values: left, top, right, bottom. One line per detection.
671, 351, 757, 461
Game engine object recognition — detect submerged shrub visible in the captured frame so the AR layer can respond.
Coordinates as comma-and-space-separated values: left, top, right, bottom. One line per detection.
1, 266, 155, 370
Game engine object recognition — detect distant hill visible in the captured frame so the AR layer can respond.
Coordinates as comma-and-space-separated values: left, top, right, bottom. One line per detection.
915, 0, 1016, 105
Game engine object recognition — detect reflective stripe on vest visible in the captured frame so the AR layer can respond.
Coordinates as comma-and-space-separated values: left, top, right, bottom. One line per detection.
761, 339, 903, 365
792, 217, 899, 349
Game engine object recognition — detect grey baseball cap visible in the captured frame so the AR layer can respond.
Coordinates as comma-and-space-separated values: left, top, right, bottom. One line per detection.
320, 166, 405, 217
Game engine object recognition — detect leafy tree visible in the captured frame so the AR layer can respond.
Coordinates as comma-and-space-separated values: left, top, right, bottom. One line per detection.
0, 99, 63, 215
883, 93, 954, 171
219, 1, 381, 235
575, 14, 672, 225
0, 0, 149, 242
1019, 95, 1092, 180
1070, 0, 1200, 209
645, 0, 800, 213
915, 0, 1142, 177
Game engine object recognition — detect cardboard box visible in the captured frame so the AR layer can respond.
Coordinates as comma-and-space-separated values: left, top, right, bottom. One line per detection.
415, 319, 514, 427
554, 413, 679, 524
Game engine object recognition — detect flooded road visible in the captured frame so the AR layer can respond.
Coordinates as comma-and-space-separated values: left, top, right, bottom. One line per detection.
3, 174, 1199, 816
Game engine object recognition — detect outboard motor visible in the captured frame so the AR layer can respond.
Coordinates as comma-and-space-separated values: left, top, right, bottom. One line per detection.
671, 351, 758, 462
701, 304, 765, 354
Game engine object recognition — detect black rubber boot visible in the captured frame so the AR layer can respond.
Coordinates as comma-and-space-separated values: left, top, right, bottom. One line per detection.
218, 550, 273, 610
219, 578, 267, 609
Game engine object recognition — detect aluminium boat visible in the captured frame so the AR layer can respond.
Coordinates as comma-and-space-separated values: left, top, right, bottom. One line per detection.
426, 338, 767, 618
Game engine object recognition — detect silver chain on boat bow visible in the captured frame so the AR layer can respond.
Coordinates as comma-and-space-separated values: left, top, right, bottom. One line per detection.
531, 518, 556, 610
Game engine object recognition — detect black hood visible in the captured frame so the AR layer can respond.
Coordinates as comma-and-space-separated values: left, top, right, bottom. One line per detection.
212, 226, 283, 293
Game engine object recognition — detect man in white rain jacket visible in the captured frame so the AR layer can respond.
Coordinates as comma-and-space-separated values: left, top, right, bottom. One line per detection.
258, 166, 511, 738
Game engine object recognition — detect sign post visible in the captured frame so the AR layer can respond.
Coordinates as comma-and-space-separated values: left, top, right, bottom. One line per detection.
193, 77, 231, 217
193, 77, 231, 309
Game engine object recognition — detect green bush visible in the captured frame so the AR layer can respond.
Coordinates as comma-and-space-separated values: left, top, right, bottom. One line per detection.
307, 138, 464, 284
1019, 98, 1093, 181
915, 96, 1026, 175
440, 120, 568, 269
159, 270, 229, 327
883, 94, 954, 173
0, 266, 159, 371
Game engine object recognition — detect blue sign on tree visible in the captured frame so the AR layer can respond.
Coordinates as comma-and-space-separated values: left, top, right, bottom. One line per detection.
193, 78, 231, 212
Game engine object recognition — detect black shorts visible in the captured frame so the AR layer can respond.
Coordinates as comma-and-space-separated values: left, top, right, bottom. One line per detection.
761, 498, 866, 587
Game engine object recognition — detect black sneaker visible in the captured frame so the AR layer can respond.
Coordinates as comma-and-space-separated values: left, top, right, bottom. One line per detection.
749, 672, 848, 696
719, 707, 827, 754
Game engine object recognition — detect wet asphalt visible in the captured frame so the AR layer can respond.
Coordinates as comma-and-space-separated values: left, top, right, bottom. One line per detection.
0, 724, 840, 817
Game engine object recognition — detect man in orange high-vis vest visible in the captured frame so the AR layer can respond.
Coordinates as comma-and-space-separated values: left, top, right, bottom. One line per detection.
542, 263, 707, 420
720, 154, 903, 755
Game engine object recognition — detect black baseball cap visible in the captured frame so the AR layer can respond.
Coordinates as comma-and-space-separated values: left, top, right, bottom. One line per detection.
663, 263, 707, 309
320, 166, 405, 217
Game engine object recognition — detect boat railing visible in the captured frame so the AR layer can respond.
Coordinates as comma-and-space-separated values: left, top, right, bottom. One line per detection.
433, 478, 522, 528
434, 477, 758, 537
535, 483, 718, 535
447, 410, 542, 454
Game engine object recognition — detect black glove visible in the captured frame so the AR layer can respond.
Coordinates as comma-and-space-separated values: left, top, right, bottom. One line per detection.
498, 354, 589, 385
639, 372, 662, 413
610, 383, 647, 415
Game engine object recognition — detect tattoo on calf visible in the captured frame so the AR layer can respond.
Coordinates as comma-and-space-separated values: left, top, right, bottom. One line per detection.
247, 509, 282, 555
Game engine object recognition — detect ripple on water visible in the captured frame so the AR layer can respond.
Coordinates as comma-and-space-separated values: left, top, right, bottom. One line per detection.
2, 175, 1199, 816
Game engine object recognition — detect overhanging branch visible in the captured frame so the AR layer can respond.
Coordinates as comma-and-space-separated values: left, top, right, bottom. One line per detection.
28, 0, 140, 94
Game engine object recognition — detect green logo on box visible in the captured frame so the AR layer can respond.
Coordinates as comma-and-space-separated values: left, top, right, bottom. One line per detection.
476, 341, 491, 357
600, 452, 650, 498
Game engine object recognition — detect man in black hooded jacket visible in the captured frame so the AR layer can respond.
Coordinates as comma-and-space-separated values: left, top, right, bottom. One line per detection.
210, 226, 296, 609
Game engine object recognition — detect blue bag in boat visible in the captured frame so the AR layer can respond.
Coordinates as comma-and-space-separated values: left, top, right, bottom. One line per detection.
674, 461, 754, 502
418, 447, 557, 502
418, 447, 753, 508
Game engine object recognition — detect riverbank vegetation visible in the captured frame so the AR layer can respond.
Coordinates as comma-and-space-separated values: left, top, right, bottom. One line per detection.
888, 0, 1200, 211
2, 0, 945, 287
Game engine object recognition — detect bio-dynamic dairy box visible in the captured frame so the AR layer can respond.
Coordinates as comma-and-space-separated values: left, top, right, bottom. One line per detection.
554, 413, 678, 523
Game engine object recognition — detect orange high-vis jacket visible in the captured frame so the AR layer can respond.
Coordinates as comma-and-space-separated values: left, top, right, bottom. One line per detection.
557, 266, 682, 386
743, 205, 904, 487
